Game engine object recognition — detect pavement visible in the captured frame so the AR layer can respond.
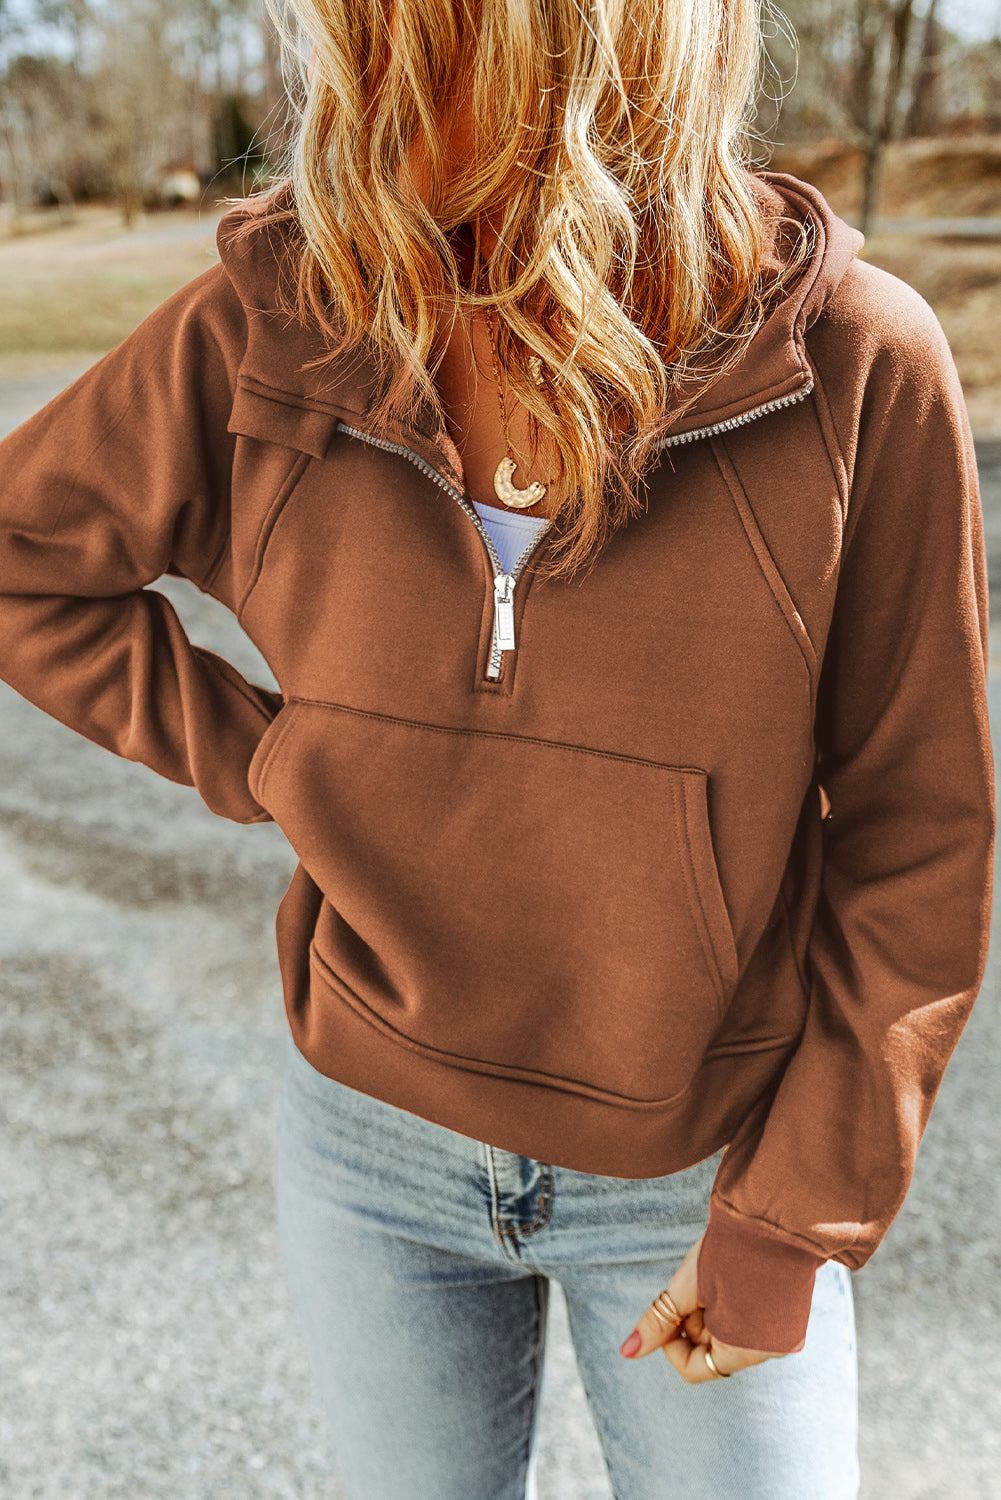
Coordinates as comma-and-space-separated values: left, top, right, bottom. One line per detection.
1, 369, 1000, 1500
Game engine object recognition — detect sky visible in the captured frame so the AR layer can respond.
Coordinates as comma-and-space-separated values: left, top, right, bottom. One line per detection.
942, 0, 1001, 41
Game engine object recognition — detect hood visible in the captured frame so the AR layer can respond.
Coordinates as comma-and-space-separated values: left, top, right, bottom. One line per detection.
663, 171, 866, 434
216, 171, 864, 461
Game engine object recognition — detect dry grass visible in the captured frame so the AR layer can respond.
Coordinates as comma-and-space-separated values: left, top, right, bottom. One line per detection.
766, 135, 1001, 221
0, 267, 206, 361
0, 204, 224, 366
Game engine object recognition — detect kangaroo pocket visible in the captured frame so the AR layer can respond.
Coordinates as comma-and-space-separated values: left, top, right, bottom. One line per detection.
249, 699, 740, 1105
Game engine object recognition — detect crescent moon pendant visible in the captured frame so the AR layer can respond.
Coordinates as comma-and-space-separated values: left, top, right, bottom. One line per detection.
492, 456, 547, 510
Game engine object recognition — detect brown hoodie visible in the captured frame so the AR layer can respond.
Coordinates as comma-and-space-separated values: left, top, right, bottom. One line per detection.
0, 172, 993, 1355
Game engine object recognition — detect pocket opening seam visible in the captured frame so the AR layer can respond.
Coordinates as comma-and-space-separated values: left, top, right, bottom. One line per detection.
269, 694, 710, 776
672, 781, 728, 1015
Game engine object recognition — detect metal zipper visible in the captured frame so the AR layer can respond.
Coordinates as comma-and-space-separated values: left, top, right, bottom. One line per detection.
486, 527, 552, 678
336, 420, 550, 681
335, 376, 812, 681
654, 377, 814, 450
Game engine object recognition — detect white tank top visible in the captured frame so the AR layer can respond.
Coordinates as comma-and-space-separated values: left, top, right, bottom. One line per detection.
471, 499, 549, 575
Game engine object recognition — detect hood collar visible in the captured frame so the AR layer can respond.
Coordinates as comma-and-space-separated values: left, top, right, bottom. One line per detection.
217, 171, 863, 474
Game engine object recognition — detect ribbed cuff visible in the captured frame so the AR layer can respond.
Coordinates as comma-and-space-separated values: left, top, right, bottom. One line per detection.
697, 1196, 826, 1355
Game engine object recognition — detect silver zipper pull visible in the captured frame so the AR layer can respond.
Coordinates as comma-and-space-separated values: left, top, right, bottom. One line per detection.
493, 574, 516, 651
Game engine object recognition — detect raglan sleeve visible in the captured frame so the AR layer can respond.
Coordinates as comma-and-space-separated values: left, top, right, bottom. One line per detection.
0, 263, 280, 825
695, 274, 995, 1355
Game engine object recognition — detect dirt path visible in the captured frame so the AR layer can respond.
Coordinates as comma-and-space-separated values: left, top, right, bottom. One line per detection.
0, 205, 227, 262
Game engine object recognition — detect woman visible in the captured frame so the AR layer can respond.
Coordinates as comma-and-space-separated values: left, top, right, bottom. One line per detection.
0, 0, 992, 1496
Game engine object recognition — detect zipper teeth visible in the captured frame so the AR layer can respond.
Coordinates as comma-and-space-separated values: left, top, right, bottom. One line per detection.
337, 385, 810, 674
336, 419, 551, 683
340, 379, 815, 498
336, 421, 511, 578
335, 420, 550, 584
509, 524, 551, 582
655, 377, 815, 449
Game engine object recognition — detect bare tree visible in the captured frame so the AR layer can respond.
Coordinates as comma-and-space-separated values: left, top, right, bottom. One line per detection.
256, 0, 293, 171
2, 53, 88, 218
852, 0, 919, 234
2, 0, 269, 219
903, 0, 943, 135
763, 0, 943, 233
90, 0, 200, 224
0, 0, 30, 219
182, 0, 264, 187
968, 32, 1001, 134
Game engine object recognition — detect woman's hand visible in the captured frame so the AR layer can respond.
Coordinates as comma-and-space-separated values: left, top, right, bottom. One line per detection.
618, 1233, 785, 1383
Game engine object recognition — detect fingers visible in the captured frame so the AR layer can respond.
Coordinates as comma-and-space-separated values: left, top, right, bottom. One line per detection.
682, 1306, 705, 1346
663, 1334, 735, 1384
618, 1235, 703, 1360
617, 1231, 780, 1384
666, 1330, 776, 1383
669, 1232, 702, 1319
619, 1292, 682, 1359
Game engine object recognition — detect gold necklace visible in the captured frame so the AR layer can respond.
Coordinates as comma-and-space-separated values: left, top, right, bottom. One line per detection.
487, 308, 548, 511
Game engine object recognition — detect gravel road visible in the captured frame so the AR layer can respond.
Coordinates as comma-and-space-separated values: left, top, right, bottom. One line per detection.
1, 368, 999, 1500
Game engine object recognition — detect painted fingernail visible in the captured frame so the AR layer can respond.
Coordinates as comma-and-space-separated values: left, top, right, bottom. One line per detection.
620, 1330, 641, 1357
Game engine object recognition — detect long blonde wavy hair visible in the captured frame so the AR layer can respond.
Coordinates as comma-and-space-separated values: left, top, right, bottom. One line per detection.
224, 0, 812, 581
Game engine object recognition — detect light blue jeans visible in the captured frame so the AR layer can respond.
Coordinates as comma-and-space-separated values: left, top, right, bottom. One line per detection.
274, 1031, 860, 1500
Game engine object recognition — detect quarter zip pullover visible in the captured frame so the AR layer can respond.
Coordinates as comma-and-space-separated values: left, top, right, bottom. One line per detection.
0, 171, 992, 1355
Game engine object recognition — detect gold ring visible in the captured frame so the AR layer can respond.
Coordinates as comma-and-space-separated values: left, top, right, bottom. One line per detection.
649, 1288, 683, 1331
704, 1343, 731, 1378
